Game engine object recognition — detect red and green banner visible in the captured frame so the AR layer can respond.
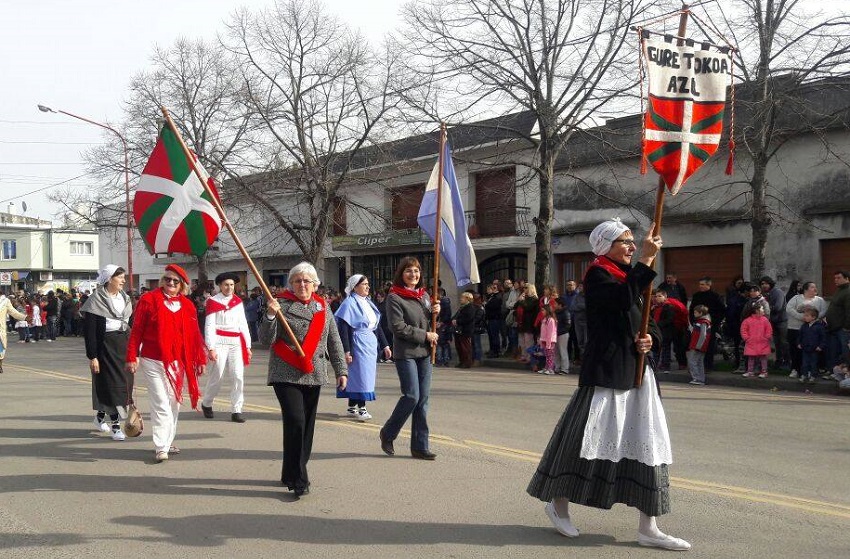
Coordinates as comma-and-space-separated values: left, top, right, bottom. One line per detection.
133, 125, 222, 256
641, 36, 732, 194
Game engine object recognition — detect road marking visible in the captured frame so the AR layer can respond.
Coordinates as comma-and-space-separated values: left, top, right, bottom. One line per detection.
10, 363, 850, 520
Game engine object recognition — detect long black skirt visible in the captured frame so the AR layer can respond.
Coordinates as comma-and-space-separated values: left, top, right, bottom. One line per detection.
92, 330, 133, 410
526, 385, 671, 517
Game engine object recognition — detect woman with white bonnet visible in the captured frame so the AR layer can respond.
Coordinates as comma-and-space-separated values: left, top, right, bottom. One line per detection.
334, 274, 392, 420
527, 218, 690, 551
81, 265, 133, 441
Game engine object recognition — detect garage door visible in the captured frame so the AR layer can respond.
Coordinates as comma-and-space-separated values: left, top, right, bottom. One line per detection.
821, 238, 850, 298
663, 244, 744, 300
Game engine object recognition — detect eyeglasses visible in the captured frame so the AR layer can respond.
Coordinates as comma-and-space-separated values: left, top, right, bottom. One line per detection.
292, 278, 314, 285
163, 277, 181, 285
614, 239, 637, 247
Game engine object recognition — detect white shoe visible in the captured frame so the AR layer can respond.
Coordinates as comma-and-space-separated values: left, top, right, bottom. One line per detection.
789, 370, 798, 378
111, 429, 126, 441
155, 451, 169, 463
93, 417, 111, 433
544, 501, 579, 538
356, 408, 372, 421
346, 407, 357, 417
638, 532, 691, 551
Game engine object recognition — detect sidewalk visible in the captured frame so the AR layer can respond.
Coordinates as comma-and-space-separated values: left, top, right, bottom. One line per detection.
480, 356, 849, 396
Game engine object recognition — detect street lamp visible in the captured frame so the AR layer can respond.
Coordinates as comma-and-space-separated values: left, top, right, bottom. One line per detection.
37, 104, 135, 293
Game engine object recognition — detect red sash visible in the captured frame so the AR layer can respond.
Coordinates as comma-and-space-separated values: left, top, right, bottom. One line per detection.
216, 329, 250, 365
585, 255, 628, 284
271, 292, 325, 374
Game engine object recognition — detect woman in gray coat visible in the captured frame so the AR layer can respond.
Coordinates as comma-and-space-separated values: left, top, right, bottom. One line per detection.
379, 256, 441, 460
261, 262, 347, 496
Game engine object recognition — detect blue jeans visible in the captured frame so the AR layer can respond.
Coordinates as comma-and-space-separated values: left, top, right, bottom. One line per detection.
436, 342, 452, 365
383, 356, 432, 452
828, 329, 850, 368
472, 334, 482, 361
800, 351, 820, 377
487, 319, 502, 356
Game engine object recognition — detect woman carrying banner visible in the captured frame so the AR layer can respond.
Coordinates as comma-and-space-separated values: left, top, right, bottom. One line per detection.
261, 262, 348, 497
527, 219, 690, 551
334, 274, 391, 421
125, 264, 207, 463
81, 265, 133, 440
379, 256, 441, 460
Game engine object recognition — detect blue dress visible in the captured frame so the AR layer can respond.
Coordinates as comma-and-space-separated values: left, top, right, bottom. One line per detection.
334, 295, 383, 401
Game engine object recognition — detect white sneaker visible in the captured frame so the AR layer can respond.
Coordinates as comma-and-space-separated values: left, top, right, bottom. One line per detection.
544, 501, 579, 538
93, 417, 111, 433
356, 408, 372, 421
789, 370, 799, 378
111, 429, 126, 441
638, 532, 691, 551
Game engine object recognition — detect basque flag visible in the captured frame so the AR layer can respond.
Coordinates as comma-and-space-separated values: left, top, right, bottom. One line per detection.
417, 142, 480, 286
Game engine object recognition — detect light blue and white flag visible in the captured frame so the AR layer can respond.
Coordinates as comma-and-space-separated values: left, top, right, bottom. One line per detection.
417, 142, 480, 286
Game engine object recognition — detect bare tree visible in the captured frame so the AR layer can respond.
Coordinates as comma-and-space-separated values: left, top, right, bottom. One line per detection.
223, 0, 400, 267
697, 0, 850, 278
54, 39, 255, 285
400, 0, 662, 287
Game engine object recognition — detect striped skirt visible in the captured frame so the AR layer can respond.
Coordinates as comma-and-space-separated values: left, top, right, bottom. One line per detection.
527, 383, 671, 517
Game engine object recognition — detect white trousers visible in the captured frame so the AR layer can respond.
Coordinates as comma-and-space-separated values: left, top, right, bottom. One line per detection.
141, 357, 180, 453
202, 341, 244, 413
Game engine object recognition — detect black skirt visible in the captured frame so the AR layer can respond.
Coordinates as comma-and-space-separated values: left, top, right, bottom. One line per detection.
93, 330, 133, 408
526, 385, 671, 517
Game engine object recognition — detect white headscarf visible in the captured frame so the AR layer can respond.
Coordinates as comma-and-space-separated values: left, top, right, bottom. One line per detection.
97, 264, 121, 285
589, 218, 630, 256
345, 274, 366, 295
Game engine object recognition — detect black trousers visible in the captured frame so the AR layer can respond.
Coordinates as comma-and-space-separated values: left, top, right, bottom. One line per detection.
272, 383, 321, 491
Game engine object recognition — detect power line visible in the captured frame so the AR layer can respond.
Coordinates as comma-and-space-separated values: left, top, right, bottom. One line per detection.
0, 140, 98, 145
0, 174, 90, 204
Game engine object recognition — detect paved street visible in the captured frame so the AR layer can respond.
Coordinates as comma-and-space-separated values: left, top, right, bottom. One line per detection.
1, 336, 849, 558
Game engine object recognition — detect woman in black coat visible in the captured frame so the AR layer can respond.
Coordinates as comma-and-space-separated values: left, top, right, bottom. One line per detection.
527, 219, 690, 551
452, 291, 475, 368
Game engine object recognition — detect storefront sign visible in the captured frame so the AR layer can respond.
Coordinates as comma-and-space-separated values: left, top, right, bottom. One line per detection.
0, 272, 11, 286
333, 229, 427, 251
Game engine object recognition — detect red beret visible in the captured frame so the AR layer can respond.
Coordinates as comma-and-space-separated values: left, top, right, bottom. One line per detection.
165, 264, 190, 285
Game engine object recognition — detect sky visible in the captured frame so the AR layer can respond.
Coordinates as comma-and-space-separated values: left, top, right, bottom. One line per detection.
0, 0, 405, 223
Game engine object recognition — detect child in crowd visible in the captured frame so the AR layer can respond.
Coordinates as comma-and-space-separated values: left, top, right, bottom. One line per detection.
741, 306, 773, 378
797, 307, 826, 383
537, 305, 557, 375
526, 343, 547, 374
554, 297, 571, 374
687, 305, 711, 385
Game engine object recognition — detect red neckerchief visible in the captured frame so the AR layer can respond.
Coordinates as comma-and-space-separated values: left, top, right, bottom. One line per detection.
271, 291, 326, 374
150, 288, 204, 408
205, 294, 242, 314
585, 255, 628, 283
389, 285, 427, 300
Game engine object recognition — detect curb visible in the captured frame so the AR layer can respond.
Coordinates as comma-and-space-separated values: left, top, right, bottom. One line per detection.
480, 358, 849, 396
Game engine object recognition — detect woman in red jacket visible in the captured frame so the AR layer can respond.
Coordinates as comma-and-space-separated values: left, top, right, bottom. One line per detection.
126, 265, 207, 463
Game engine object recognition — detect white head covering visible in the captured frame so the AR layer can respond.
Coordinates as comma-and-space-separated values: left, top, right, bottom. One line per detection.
97, 264, 121, 285
345, 274, 366, 295
589, 218, 630, 256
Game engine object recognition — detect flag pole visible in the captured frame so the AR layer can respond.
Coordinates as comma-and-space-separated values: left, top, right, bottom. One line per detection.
635, 5, 689, 387
430, 123, 447, 364
159, 106, 304, 357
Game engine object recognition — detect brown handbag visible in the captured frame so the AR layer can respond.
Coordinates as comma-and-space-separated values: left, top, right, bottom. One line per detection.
124, 400, 144, 437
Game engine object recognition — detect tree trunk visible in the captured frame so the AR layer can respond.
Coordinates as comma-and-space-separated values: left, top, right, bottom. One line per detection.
534, 143, 556, 290
749, 156, 769, 280
196, 253, 209, 290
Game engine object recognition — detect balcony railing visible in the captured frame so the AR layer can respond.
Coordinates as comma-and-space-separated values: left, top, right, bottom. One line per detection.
465, 206, 531, 238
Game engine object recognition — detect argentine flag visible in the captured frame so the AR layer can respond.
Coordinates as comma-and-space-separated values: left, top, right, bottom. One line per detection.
417, 142, 480, 286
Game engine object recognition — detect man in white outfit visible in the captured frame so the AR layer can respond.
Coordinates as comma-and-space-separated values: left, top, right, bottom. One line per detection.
202, 272, 252, 423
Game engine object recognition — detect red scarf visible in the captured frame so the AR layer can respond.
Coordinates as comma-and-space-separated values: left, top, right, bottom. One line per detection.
585, 255, 628, 284
389, 285, 428, 300
205, 294, 242, 313
151, 289, 205, 409
271, 291, 326, 374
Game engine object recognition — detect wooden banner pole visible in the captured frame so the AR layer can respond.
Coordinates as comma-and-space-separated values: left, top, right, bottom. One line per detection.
635, 5, 689, 386
159, 106, 304, 357
430, 124, 447, 364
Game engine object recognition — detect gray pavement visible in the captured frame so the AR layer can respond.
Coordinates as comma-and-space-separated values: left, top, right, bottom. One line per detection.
1, 337, 849, 558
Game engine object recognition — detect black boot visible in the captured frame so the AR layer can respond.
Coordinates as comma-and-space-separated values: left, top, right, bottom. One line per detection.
201, 405, 214, 419
231, 413, 245, 423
